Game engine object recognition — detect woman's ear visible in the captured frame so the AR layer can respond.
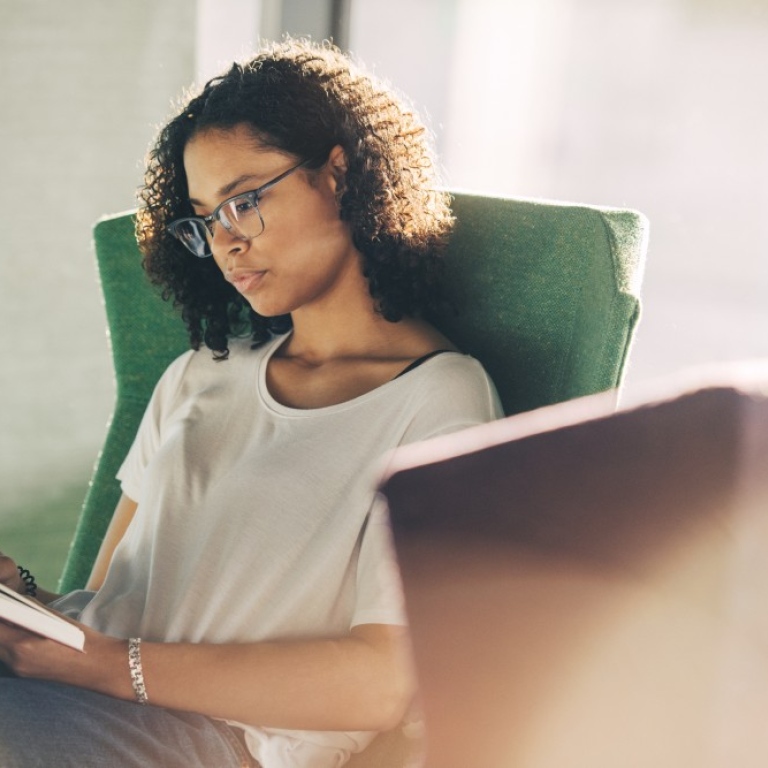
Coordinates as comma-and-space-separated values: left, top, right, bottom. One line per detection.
327, 145, 348, 198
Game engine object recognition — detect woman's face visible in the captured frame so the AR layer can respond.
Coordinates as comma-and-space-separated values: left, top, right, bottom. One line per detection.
183, 124, 361, 318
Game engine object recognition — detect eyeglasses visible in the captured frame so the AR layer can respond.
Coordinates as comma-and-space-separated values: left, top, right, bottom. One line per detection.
167, 159, 310, 258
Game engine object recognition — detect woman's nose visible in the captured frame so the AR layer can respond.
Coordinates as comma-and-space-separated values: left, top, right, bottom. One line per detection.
209, 220, 248, 259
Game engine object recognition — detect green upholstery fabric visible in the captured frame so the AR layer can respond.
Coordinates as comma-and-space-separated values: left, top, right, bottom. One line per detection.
59, 214, 189, 591
439, 194, 646, 415
59, 192, 648, 595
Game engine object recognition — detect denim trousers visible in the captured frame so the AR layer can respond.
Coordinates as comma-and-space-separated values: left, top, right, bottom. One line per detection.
0, 677, 255, 768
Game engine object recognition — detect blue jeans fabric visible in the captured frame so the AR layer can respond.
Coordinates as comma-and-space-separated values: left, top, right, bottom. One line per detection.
0, 678, 255, 768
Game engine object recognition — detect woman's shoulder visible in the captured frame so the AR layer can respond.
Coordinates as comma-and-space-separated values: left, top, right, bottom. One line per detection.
391, 354, 502, 444
410, 350, 495, 392
398, 351, 503, 432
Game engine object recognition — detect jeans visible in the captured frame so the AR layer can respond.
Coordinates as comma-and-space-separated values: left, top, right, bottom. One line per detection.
0, 678, 256, 768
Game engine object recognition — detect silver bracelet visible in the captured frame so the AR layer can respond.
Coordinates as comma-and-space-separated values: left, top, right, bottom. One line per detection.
127, 637, 149, 705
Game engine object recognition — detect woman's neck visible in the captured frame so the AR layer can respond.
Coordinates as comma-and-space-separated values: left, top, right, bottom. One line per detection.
285, 305, 406, 364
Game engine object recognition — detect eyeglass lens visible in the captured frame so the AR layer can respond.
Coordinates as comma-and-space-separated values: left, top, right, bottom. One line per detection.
172, 194, 266, 257
218, 195, 265, 240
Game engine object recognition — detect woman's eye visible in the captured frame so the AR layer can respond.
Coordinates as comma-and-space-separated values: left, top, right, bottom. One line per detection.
234, 197, 257, 214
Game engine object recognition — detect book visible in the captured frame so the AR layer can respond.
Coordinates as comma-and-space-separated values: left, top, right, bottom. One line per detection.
383, 374, 768, 768
0, 582, 85, 651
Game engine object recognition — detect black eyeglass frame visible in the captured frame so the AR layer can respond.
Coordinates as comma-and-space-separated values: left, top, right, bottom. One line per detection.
167, 158, 311, 258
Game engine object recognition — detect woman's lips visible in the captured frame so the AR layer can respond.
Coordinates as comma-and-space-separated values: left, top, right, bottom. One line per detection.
228, 271, 266, 294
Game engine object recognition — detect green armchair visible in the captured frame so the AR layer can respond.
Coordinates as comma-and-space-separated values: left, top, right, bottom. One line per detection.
58, 192, 647, 766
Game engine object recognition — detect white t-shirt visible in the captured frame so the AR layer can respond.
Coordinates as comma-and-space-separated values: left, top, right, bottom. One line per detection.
57, 333, 502, 767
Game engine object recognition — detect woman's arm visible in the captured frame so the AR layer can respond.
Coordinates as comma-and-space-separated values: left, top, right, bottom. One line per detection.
85, 494, 138, 591
2, 493, 414, 730
139, 623, 414, 730
0, 620, 415, 732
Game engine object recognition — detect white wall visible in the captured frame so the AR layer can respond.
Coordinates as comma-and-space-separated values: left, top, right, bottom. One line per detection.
196, 0, 262, 84
0, 1, 194, 514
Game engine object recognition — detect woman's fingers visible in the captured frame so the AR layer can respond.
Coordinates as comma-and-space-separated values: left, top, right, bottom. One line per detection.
0, 552, 24, 594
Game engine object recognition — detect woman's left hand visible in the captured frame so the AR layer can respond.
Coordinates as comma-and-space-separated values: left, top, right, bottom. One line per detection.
0, 617, 130, 699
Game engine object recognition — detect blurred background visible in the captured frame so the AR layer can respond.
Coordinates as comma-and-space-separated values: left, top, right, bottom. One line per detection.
1, 0, 767, 585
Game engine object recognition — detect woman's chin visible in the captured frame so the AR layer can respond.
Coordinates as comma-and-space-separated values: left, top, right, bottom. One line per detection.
245, 298, 292, 319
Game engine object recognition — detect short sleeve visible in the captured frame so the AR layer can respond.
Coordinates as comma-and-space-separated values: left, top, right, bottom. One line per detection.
401, 355, 504, 444
351, 494, 408, 628
116, 350, 195, 501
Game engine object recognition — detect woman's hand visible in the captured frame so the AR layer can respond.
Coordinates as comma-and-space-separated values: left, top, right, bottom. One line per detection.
0, 551, 25, 595
0, 551, 59, 605
0, 616, 131, 700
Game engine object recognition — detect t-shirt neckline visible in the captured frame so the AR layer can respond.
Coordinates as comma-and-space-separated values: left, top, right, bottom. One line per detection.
256, 332, 459, 417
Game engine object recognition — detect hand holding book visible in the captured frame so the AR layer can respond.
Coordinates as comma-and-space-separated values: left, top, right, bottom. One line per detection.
0, 595, 140, 707
0, 582, 85, 651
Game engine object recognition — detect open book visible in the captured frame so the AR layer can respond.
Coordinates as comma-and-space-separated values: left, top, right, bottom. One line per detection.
0, 582, 85, 651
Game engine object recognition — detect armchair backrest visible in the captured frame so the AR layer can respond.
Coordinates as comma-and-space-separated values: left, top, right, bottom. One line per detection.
59, 192, 647, 591
438, 193, 646, 415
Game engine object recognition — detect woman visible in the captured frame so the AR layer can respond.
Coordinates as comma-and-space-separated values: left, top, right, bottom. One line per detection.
0, 39, 501, 767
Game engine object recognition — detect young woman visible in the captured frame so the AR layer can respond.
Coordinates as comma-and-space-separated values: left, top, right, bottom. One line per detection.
0, 39, 501, 767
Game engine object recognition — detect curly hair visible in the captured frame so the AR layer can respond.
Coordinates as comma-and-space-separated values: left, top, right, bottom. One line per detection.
137, 38, 454, 354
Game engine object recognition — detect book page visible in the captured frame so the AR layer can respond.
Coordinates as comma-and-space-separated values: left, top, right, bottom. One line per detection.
0, 581, 85, 651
